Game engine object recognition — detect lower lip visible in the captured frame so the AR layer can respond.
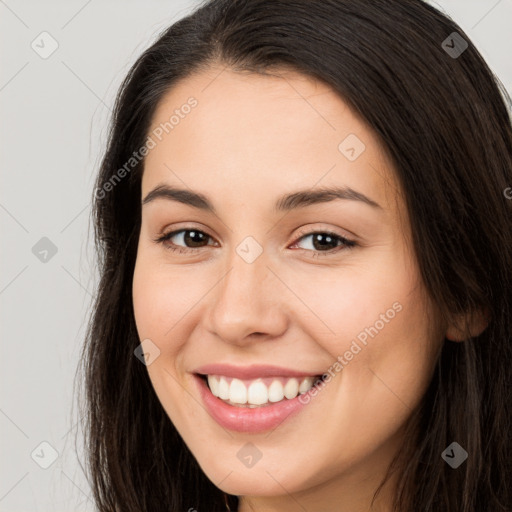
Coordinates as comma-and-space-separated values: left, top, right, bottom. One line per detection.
193, 374, 317, 433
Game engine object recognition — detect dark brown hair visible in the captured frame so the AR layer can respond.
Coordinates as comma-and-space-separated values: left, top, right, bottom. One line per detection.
79, 1, 512, 510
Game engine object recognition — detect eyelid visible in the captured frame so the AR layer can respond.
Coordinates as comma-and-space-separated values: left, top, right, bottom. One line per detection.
293, 224, 356, 243
155, 222, 216, 239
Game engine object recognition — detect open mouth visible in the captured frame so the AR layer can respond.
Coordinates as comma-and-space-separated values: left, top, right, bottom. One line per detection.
197, 373, 324, 408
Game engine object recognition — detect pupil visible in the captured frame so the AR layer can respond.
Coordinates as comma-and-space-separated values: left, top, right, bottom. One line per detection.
313, 233, 338, 251
185, 230, 207, 247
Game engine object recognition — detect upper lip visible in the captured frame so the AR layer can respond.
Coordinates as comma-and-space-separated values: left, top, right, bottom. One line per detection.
193, 363, 322, 380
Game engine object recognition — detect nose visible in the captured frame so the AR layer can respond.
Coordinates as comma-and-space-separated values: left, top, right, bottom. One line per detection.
205, 248, 289, 346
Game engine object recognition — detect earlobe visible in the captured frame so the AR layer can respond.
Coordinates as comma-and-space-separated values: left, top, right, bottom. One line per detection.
445, 307, 490, 342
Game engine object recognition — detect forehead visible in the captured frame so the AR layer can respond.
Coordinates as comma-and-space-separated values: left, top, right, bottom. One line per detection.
142, 65, 401, 217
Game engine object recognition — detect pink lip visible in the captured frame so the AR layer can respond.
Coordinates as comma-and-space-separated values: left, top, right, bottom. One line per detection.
193, 373, 322, 433
193, 363, 321, 380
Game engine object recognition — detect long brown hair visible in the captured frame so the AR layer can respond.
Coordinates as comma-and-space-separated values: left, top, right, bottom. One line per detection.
79, 1, 512, 510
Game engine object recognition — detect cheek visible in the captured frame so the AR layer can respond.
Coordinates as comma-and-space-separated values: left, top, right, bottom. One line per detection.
132, 255, 207, 423
293, 246, 439, 404
132, 254, 208, 345
289, 252, 421, 354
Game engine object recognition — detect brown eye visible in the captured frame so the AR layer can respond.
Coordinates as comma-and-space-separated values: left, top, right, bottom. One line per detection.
290, 231, 356, 254
155, 229, 214, 252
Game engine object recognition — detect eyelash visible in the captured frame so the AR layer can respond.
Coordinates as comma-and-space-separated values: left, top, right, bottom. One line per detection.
153, 226, 357, 257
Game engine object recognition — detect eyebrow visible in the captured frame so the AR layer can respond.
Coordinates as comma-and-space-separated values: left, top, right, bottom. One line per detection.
142, 184, 382, 212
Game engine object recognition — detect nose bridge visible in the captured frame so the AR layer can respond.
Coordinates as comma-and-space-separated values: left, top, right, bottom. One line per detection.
207, 241, 287, 343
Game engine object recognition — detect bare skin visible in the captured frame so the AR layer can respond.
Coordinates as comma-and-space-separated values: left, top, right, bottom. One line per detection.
132, 65, 478, 511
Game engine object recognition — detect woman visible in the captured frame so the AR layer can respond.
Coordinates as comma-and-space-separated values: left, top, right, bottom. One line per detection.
80, 0, 512, 510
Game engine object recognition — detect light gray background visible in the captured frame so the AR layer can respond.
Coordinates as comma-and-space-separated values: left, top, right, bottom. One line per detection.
1, 1, 511, 510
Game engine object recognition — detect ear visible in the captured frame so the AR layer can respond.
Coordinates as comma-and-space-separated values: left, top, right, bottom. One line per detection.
445, 307, 490, 342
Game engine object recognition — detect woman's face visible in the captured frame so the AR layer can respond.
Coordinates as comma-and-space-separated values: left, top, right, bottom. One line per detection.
132, 66, 445, 510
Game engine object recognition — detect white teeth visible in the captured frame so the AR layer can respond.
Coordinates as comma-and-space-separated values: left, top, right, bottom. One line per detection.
229, 378, 247, 404
208, 374, 220, 396
268, 380, 285, 402
218, 376, 230, 400
283, 378, 299, 399
206, 375, 317, 406
299, 377, 312, 394
247, 380, 268, 405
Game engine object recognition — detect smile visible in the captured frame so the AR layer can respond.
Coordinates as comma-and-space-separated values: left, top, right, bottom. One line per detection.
204, 375, 320, 407
192, 364, 327, 432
